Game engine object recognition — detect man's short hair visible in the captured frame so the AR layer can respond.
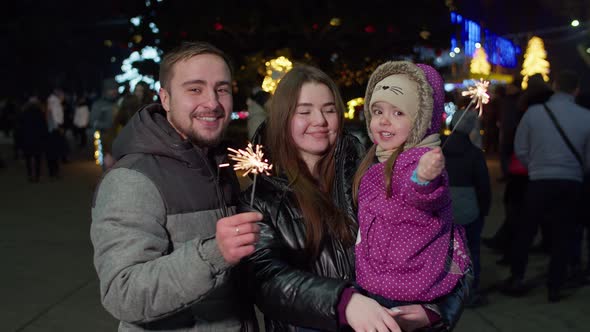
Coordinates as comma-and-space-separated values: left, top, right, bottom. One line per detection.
555, 70, 579, 94
158, 41, 233, 90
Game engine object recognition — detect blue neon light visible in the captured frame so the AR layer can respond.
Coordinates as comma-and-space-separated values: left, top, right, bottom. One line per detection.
450, 12, 520, 68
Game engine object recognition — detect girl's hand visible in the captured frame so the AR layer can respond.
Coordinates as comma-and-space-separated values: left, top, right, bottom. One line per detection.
345, 293, 402, 332
392, 304, 431, 332
417, 147, 444, 182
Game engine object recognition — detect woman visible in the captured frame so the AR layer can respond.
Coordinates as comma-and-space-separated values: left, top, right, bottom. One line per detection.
240, 65, 470, 331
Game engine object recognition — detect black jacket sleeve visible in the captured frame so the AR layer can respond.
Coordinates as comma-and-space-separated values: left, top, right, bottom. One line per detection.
239, 194, 350, 332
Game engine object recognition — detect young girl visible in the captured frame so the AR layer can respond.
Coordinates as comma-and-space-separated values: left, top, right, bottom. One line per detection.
354, 61, 472, 308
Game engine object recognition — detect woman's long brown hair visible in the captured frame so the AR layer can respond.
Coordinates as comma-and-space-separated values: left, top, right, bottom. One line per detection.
266, 65, 355, 259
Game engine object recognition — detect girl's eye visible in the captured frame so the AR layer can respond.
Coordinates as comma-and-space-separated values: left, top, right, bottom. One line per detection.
296, 109, 311, 114
394, 111, 404, 116
372, 109, 382, 115
322, 108, 336, 113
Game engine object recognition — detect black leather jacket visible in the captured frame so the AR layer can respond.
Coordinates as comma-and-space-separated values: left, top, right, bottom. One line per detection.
240, 130, 472, 332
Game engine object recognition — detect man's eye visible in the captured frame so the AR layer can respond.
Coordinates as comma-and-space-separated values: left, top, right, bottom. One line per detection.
217, 88, 231, 94
189, 88, 201, 93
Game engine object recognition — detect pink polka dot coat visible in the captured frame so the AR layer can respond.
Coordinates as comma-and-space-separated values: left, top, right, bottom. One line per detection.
355, 147, 471, 302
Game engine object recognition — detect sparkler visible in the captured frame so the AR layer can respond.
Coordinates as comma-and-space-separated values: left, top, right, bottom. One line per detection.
461, 78, 490, 116
219, 143, 272, 206
442, 79, 490, 149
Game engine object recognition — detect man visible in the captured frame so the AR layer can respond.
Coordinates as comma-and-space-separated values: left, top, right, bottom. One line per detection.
47, 87, 65, 133
46, 87, 66, 177
91, 41, 262, 331
90, 78, 119, 170
497, 80, 521, 181
502, 70, 590, 302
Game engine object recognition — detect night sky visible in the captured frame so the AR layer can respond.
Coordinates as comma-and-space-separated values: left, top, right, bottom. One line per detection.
2, 0, 589, 99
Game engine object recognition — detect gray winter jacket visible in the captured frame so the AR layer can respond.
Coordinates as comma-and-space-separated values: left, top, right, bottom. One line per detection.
90, 104, 258, 331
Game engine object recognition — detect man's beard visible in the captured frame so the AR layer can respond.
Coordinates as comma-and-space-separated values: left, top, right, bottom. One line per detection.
169, 111, 227, 148
187, 126, 227, 148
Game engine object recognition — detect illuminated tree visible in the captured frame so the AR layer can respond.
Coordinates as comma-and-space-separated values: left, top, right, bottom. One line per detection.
114, 0, 165, 93
520, 36, 550, 89
470, 47, 491, 77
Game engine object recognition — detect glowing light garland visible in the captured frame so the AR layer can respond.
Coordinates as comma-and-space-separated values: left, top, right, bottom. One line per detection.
93, 131, 103, 166
345, 97, 364, 119
520, 36, 550, 90
262, 56, 293, 94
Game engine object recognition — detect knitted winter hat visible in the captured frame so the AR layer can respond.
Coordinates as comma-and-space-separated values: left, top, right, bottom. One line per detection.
369, 74, 420, 124
364, 61, 445, 148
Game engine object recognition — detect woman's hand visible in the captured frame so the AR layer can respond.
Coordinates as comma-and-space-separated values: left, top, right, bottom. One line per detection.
417, 147, 444, 182
392, 304, 430, 332
345, 293, 402, 332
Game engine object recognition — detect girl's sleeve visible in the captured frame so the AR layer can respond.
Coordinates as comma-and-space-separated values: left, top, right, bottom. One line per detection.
399, 157, 451, 212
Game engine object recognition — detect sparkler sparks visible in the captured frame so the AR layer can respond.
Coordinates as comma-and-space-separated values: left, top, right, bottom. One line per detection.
442, 79, 492, 149
219, 143, 273, 176
220, 143, 273, 207
461, 78, 490, 116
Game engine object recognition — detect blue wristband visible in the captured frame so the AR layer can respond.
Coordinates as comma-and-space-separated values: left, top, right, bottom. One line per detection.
411, 169, 430, 186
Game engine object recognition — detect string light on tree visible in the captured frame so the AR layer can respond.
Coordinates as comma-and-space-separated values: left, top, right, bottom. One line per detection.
93, 131, 103, 166
115, 1, 166, 94
520, 36, 550, 89
261, 56, 293, 94
470, 47, 491, 77
345, 97, 364, 119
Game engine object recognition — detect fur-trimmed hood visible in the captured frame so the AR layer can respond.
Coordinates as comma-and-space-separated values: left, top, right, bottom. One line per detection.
363, 61, 445, 149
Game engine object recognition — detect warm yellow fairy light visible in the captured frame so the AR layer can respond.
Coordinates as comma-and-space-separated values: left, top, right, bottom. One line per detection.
262, 56, 293, 93
330, 18, 342, 26
345, 97, 364, 119
470, 47, 491, 76
93, 130, 103, 166
219, 143, 272, 177
461, 79, 490, 116
520, 36, 550, 89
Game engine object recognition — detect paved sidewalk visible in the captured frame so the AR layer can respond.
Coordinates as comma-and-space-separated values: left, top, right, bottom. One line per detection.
1, 138, 588, 331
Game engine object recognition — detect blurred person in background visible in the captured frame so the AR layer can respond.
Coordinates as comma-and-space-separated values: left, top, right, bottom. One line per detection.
73, 94, 90, 149
89, 78, 119, 170
20, 94, 48, 182
503, 70, 590, 302
443, 109, 491, 308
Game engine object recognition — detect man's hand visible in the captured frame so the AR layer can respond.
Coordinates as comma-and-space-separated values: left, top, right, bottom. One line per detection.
393, 305, 431, 332
216, 212, 262, 265
417, 147, 444, 182
345, 293, 402, 332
